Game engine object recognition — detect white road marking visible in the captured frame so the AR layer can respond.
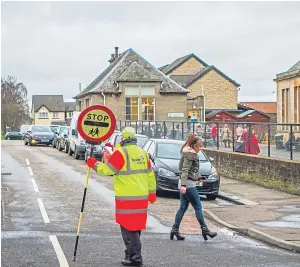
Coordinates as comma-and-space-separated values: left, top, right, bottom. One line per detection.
26, 158, 30, 165
28, 166, 33, 176
37, 198, 50, 223
49, 235, 69, 267
31, 178, 39, 192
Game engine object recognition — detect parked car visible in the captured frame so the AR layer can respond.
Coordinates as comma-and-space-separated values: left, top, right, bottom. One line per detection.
5, 131, 23, 140
101, 132, 149, 163
57, 127, 71, 153
68, 112, 86, 159
52, 126, 68, 148
24, 125, 55, 146
142, 139, 220, 200
49, 125, 60, 134
84, 142, 103, 162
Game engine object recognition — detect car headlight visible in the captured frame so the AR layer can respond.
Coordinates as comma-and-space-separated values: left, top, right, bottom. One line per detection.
158, 168, 176, 177
207, 171, 219, 180
32, 135, 39, 139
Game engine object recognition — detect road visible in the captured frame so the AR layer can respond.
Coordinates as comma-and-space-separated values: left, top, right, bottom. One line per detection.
1, 140, 300, 267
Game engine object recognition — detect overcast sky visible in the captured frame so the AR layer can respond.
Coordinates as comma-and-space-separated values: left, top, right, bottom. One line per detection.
2, 1, 300, 104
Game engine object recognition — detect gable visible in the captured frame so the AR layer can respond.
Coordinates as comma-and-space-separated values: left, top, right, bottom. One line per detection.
116, 62, 162, 82
32, 95, 65, 112
168, 56, 206, 76
186, 67, 240, 88
75, 49, 188, 98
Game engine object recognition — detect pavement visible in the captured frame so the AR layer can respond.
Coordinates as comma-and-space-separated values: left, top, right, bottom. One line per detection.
2, 140, 300, 267
213, 177, 300, 252
210, 143, 300, 161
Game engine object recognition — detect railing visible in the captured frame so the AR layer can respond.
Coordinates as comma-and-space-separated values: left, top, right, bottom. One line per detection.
115, 120, 300, 161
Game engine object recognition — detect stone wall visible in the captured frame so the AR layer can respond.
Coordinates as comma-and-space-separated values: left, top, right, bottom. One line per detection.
203, 149, 300, 195
187, 69, 238, 109
168, 57, 204, 76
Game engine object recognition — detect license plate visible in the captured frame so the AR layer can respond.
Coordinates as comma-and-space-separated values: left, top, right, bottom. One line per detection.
196, 181, 203, 187
42, 140, 48, 142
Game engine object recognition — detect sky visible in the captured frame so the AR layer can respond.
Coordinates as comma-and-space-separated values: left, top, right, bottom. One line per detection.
2, 1, 300, 104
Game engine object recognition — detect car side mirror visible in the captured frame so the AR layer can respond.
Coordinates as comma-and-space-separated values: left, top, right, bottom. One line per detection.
64, 134, 68, 138
209, 157, 214, 162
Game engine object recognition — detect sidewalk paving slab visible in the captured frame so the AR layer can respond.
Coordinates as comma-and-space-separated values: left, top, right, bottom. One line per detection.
205, 176, 300, 252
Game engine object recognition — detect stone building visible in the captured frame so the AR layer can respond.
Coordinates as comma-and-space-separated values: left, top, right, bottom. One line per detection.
159, 54, 240, 121
74, 47, 188, 121
274, 60, 300, 140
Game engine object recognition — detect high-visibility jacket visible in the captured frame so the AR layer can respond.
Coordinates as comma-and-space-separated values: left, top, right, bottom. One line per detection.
93, 143, 156, 231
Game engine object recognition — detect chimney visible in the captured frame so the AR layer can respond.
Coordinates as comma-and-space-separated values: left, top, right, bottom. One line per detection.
79, 82, 81, 92
115, 46, 119, 59
108, 54, 115, 64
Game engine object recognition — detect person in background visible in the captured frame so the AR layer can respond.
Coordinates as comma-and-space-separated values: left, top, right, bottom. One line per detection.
170, 134, 217, 242
187, 116, 192, 132
241, 127, 260, 155
211, 123, 217, 147
236, 124, 243, 141
87, 127, 156, 266
221, 124, 230, 148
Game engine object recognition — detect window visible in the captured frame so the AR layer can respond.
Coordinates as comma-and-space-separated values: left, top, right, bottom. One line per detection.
141, 98, 155, 120
85, 98, 90, 108
39, 112, 48, 118
126, 98, 139, 120
68, 112, 73, 119
53, 112, 59, 118
78, 101, 82, 111
125, 85, 155, 121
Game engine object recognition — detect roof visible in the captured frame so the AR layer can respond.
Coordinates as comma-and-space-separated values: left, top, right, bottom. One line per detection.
160, 54, 209, 75
239, 102, 277, 114
74, 49, 188, 98
237, 110, 270, 118
288, 60, 300, 72
116, 62, 162, 82
32, 95, 65, 112
274, 60, 300, 80
64, 102, 76, 112
206, 110, 236, 120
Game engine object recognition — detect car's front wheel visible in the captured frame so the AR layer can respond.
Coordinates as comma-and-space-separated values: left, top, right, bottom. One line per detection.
68, 146, 73, 156
74, 146, 80, 160
52, 141, 56, 148
7, 137, 11, 140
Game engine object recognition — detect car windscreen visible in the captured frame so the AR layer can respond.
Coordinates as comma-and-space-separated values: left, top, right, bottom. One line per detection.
32, 126, 52, 133
59, 127, 67, 134
136, 137, 148, 147
50, 126, 59, 133
156, 143, 207, 161
115, 135, 148, 147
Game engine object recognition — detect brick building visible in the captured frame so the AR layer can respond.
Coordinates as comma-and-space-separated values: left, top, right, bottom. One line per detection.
239, 102, 277, 123
160, 54, 240, 121
274, 60, 300, 140
74, 47, 188, 121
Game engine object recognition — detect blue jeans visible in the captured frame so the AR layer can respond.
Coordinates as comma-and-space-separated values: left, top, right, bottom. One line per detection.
174, 186, 206, 229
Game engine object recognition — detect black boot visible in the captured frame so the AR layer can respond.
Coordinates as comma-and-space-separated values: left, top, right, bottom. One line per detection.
201, 226, 217, 241
170, 226, 185, 241
121, 259, 143, 266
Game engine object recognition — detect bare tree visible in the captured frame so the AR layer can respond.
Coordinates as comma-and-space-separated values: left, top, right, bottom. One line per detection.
1, 76, 29, 132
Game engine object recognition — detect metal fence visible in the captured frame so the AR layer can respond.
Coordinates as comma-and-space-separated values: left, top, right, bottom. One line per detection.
115, 120, 300, 161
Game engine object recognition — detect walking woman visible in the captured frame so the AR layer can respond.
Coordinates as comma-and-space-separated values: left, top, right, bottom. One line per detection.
170, 134, 217, 241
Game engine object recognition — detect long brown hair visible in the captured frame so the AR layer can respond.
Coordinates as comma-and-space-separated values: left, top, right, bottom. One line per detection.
181, 133, 202, 152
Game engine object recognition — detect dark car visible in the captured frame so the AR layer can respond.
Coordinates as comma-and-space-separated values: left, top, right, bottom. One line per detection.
57, 127, 70, 153
5, 131, 23, 140
85, 142, 103, 162
143, 139, 220, 200
24, 125, 55, 146
52, 126, 68, 148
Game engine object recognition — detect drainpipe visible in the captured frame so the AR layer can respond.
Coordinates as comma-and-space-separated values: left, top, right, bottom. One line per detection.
101, 92, 106, 106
